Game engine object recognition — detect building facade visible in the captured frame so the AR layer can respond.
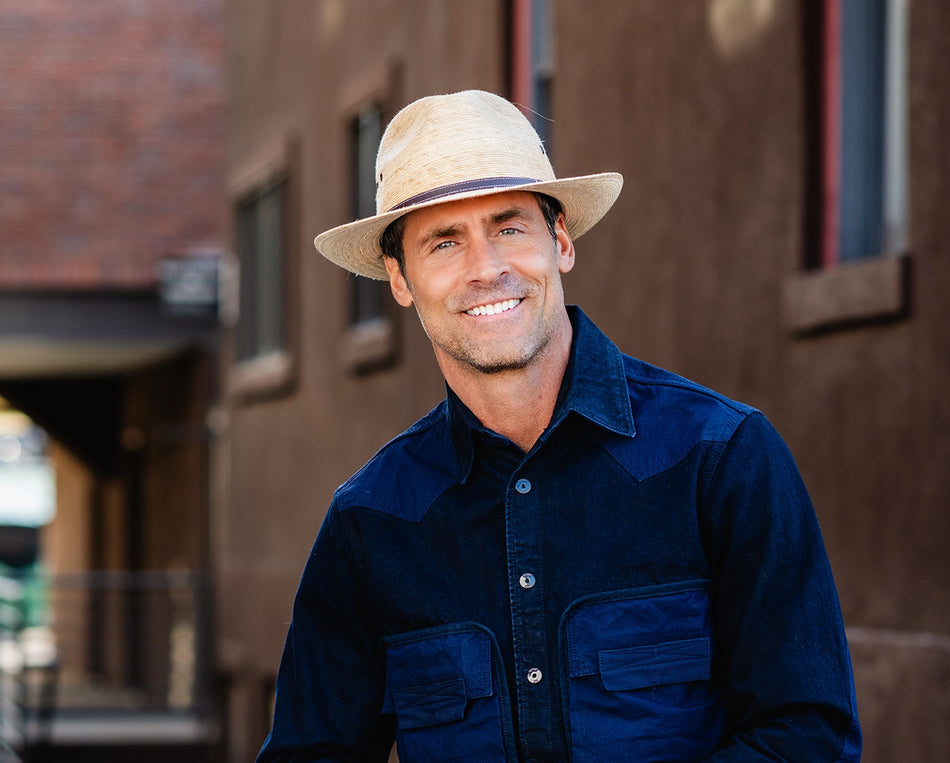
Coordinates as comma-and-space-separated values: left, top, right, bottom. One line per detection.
218, 1, 949, 760
0, 1, 225, 759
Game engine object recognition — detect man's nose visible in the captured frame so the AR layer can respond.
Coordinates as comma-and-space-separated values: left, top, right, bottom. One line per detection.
466, 235, 508, 282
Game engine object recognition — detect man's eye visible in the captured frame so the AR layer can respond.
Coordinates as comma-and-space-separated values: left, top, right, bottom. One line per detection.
434, 240, 455, 250
499, 227, 519, 236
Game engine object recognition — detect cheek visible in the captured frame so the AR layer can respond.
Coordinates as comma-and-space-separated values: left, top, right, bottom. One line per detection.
408, 264, 457, 305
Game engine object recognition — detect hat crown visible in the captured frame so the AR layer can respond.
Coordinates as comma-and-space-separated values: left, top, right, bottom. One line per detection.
313, 89, 622, 281
375, 90, 556, 215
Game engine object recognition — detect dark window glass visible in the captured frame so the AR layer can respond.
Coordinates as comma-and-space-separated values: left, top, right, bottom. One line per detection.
235, 181, 284, 361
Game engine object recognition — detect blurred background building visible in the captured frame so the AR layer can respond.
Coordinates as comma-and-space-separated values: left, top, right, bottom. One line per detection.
1, 1, 947, 762
0, 0, 224, 760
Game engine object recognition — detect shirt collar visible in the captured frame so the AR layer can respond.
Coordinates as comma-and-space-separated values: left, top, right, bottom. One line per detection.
447, 306, 636, 483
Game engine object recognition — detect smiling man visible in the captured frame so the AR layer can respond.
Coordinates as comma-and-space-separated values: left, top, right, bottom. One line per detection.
385, 191, 575, 452
258, 90, 861, 762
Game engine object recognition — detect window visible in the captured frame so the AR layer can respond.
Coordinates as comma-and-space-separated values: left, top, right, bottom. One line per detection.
235, 179, 286, 362
339, 100, 398, 373
226, 136, 299, 396
511, 0, 555, 145
784, 0, 909, 334
349, 104, 386, 327
822, 0, 907, 266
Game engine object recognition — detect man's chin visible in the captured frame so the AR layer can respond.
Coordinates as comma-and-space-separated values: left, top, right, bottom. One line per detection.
468, 357, 531, 375
460, 342, 542, 375
432, 330, 553, 377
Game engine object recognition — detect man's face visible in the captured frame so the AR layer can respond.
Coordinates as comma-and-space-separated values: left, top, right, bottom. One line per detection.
384, 191, 575, 378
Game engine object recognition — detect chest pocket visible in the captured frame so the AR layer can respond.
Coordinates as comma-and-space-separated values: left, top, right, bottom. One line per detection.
563, 582, 725, 763
382, 623, 509, 762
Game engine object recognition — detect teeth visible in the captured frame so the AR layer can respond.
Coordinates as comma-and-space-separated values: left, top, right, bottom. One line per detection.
466, 298, 520, 316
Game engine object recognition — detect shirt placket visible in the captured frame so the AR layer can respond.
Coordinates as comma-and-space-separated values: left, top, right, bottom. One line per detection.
506, 466, 554, 761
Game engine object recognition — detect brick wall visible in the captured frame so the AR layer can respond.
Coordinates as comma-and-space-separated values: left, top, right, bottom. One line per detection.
0, 0, 225, 289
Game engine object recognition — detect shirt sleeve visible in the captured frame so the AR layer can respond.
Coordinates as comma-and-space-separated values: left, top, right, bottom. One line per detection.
256, 502, 396, 763
698, 412, 862, 762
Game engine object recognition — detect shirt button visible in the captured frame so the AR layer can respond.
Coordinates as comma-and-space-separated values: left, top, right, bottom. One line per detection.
515, 478, 531, 494
519, 572, 536, 589
526, 668, 543, 684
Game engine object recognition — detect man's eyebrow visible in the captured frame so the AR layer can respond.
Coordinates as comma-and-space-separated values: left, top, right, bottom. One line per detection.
416, 223, 463, 249
489, 206, 533, 225
413, 205, 535, 248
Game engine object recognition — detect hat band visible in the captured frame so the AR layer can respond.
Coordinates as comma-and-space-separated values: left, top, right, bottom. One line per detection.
387, 176, 541, 212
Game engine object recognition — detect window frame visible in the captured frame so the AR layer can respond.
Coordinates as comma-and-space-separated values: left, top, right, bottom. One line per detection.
348, 102, 389, 330
784, 0, 910, 335
511, 0, 555, 145
225, 136, 300, 399
823, 0, 907, 266
337, 67, 402, 374
234, 178, 286, 363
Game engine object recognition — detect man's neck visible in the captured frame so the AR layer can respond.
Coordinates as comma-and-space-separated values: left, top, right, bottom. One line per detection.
439, 320, 573, 454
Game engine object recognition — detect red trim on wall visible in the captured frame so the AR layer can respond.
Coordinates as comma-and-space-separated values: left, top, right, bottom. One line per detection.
822, 0, 841, 268
510, 0, 532, 116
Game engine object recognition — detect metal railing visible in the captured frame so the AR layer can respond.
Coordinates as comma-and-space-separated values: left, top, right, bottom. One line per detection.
0, 569, 213, 757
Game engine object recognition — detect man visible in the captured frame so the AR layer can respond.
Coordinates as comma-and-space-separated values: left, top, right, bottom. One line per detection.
258, 90, 861, 762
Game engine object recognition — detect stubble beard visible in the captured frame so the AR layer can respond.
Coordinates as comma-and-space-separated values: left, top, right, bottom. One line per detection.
413, 282, 558, 376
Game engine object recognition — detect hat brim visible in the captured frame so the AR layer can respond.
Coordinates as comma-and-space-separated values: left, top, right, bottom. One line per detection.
313, 172, 623, 280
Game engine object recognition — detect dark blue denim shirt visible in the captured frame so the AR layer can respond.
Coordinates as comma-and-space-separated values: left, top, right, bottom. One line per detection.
259, 307, 861, 763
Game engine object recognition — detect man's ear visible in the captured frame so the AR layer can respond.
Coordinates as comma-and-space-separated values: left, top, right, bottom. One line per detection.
555, 214, 575, 274
383, 255, 414, 307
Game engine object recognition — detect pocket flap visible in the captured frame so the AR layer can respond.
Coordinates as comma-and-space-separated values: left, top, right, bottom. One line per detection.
599, 636, 710, 691
382, 625, 494, 728
391, 677, 467, 729
564, 584, 713, 678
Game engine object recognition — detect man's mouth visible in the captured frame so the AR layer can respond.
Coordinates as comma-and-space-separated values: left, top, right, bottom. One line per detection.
465, 298, 521, 317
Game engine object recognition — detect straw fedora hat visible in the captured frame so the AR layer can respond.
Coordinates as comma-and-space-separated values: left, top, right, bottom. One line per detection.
314, 89, 623, 280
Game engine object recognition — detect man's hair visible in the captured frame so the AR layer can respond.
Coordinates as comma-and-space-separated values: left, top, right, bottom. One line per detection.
380, 192, 565, 277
